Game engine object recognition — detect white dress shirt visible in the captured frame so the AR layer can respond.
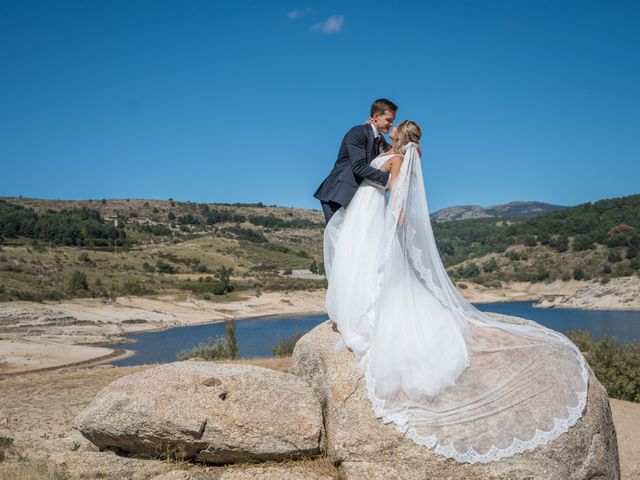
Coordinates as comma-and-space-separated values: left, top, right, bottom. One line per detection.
368, 124, 390, 189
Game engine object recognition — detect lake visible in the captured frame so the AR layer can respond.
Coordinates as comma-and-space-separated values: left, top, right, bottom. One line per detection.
103, 301, 640, 366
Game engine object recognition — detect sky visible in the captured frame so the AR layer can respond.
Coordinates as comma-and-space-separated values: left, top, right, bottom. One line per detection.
1, 0, 639, 213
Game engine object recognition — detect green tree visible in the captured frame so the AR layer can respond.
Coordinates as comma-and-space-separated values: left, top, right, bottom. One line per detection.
69, 270, 88, 292
214, 266, 234, 295
573, 235, 595, 252
573, 267, 585, 281
309, 259, 319, 274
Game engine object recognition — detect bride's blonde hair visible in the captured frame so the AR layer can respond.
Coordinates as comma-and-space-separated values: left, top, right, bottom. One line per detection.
391, 120, 422, 155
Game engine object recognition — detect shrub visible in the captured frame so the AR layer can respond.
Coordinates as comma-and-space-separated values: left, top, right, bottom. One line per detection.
272, 330, 304, 357
68, 270, 88, 292
177, 320, 238, 361
550, 235, 569, 253
156, 260, 176, 274
573, 267, 585, 281
482, 258, 499, 273
457, 262, 480, 278
573, 235, 596, 252
195, 263, 208, 273
608, 251, 622, 263
566, 330, 640, 402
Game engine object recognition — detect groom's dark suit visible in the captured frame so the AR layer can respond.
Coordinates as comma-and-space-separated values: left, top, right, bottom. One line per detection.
314, 124, 390, 223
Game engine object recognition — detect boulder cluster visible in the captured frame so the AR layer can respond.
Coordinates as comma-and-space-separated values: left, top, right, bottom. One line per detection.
74, 320, 621, 479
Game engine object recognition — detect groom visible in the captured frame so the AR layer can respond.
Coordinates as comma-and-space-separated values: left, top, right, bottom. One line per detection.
314, 98, 397, 223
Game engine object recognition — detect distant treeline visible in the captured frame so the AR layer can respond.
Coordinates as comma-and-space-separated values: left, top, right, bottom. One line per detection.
0, 200, 125, 246
434, 194, 640, 267
175, 210, 322, 229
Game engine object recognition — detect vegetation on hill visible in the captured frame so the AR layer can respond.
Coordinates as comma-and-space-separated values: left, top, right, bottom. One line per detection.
434, 194, 640, 285
0, 200, 126, 247
0, 194, 638, 302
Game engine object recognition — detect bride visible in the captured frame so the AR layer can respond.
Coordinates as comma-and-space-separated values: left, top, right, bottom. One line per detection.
323, 120, 589, 464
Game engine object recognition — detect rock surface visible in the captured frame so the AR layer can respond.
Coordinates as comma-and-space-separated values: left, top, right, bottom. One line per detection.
536, 277, 640, 311
290, 319, 621, 480
73, 361, 323, 464
149, 465, 336, 480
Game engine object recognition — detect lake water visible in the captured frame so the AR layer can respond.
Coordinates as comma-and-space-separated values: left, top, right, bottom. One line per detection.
103, 301, 640, 366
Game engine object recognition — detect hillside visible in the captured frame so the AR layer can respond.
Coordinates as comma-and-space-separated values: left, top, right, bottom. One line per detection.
0, 197, 326, 302
431, 201, 566, 222
434, 194, 640, 287
0, 194, 639, 302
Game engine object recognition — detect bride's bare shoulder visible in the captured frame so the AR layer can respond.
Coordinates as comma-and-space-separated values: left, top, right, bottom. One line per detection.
381, 153, 404, 171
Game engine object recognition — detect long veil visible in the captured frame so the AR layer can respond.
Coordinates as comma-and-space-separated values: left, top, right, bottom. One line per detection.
326, 143, 589, 464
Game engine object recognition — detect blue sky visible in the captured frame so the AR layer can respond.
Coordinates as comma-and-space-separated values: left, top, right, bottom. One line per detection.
1, 0, 639, 213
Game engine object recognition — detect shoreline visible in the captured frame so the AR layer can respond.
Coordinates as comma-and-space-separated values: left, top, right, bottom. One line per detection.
2, 278, 639, 375
0, 290, 327, 375
111, 308, 328, 338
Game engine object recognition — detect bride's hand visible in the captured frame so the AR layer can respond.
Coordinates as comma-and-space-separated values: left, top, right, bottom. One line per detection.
398, 212, 405, 227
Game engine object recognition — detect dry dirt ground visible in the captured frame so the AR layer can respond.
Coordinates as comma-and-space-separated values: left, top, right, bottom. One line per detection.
1, 359, 638, 480
0, 359, 338, 480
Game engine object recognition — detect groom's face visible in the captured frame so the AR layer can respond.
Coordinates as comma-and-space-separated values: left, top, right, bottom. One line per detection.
371, 110, 396, 134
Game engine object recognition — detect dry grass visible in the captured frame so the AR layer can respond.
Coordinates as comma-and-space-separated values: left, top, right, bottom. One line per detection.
0, 458, 70, 480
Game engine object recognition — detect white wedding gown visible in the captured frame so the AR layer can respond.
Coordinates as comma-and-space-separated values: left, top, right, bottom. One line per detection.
323, 144, 589, 463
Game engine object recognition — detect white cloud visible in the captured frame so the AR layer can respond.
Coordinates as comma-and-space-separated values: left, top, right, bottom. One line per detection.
288, 9, 310, 20
310, 14, 344, 34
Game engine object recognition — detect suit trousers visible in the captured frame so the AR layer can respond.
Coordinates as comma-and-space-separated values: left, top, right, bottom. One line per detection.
320, 200, 342, 224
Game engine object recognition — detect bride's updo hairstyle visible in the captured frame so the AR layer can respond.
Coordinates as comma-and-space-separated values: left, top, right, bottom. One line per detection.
392, 120, 422, 155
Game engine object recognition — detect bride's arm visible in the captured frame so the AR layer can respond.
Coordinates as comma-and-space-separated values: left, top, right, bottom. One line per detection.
383, 155, 405, 225
382, 155, 404, 190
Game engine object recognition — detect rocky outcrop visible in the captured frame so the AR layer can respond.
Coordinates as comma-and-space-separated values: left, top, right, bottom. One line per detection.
536, 277, 640, 311
290, 319, 621, 480
73, 361, 323, 464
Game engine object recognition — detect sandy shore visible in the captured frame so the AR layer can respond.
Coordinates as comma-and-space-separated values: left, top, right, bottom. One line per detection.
0, 360, 636, 479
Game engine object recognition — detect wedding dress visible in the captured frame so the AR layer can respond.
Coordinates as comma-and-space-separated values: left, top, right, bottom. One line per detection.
323, 144, 589, 464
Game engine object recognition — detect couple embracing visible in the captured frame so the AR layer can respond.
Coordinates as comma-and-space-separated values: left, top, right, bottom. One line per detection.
312, 99, 590, 464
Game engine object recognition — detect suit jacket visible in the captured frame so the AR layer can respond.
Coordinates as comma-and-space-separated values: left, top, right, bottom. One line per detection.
313, 124, 390, 208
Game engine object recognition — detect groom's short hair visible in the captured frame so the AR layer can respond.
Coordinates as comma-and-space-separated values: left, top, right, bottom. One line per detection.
371, 98, 398, 116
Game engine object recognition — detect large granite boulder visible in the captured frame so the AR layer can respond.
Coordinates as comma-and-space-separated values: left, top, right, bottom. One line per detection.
290, 319, 620, 480
74, 361, 323, 464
